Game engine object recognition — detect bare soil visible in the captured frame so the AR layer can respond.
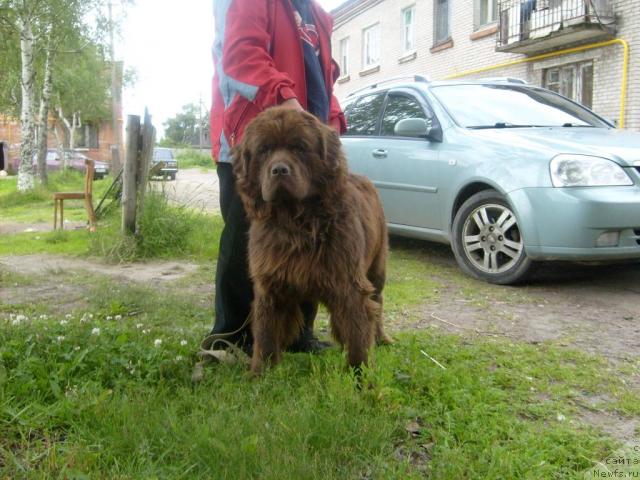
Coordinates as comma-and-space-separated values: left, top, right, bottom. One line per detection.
150, 168, 220, 212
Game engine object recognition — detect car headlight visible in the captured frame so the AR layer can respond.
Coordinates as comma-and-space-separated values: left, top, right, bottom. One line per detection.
550, 154, 633, 187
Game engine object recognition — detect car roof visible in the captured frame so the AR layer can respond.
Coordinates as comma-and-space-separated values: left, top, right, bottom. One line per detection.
345, 77, 533, 101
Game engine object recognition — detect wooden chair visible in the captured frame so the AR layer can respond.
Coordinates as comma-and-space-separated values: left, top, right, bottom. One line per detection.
53, 159, 97, 232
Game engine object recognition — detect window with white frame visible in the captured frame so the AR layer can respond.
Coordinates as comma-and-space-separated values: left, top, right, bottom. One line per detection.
402, 6, 416, 52
339, 37, 349, 76
544, 61, 594, 109
433, 0, 450, 44
477, 0, 498, 28
362, 23, 380, 68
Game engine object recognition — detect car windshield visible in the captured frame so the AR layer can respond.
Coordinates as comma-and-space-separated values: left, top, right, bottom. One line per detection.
153, 149, 173, 160
430, 84, 609, 129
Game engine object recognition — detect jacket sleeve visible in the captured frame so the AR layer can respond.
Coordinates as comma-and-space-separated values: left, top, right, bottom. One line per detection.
328, 59, 347, 133
222, 0, 297, 108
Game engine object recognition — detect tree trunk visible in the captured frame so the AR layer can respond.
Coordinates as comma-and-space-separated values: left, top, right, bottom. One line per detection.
17, 14, 36, 192
36, 38, 54, 186
57, 107, 81, 169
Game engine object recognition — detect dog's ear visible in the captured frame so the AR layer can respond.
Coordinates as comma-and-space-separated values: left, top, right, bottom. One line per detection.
231, 144, 250, 182
320, 123, 347, 174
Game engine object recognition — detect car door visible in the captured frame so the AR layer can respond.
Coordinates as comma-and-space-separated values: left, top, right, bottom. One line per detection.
367, 89, 443, 230
341, 91, 387, 180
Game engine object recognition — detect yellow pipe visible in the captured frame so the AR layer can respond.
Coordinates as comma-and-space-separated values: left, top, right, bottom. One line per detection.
443, 39, 630, 128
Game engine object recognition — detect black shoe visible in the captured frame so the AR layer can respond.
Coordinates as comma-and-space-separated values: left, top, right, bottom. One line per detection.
287, 332, 332, 354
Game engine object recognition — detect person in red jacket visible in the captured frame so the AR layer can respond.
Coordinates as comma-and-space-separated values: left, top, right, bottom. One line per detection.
202, 0, 347, 359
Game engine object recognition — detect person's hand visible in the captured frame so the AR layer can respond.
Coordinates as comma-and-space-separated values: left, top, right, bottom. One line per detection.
281, 98, 303, 111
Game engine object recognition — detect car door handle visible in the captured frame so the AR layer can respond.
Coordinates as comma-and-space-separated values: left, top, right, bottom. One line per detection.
372, 149, 388, 158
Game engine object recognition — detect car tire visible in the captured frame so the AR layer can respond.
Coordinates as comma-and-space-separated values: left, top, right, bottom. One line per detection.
451, 190, 533, 285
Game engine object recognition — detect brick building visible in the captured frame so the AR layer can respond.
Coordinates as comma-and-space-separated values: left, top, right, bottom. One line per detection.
0, 62, 123, 173
331, 0, 639, 130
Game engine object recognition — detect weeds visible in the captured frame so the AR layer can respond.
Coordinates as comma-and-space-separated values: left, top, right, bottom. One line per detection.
175, 149, 215, 169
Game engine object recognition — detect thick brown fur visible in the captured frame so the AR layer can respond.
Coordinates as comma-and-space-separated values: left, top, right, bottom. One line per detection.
233, 107, 392, 375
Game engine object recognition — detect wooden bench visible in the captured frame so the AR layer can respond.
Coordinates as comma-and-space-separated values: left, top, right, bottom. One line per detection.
53, 159, 97, 232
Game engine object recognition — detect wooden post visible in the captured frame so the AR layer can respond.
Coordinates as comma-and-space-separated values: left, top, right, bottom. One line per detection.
136, 109, 156, 232
122, 114, 140, 234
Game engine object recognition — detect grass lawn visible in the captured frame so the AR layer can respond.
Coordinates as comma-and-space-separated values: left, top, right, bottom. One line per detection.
0, 171, 112, 224
1, 176, 639, 478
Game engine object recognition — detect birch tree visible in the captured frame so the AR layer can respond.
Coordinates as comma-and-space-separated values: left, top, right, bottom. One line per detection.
0, 0, 113, 191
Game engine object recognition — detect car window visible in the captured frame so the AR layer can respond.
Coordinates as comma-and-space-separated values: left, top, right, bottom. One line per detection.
153, 149, 174, 160
431, 84, 609, 128
344, 92, 385, 136
381, 94, 427, 136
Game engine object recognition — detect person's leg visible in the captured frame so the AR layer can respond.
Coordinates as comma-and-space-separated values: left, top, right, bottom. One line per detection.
288, 301, 331, 353
210, 162, 253, 348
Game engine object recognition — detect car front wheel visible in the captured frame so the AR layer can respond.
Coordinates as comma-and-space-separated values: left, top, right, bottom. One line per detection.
451, 190, 532, 285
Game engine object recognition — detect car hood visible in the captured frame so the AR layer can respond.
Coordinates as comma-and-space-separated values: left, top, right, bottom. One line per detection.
468, 127, 640, 166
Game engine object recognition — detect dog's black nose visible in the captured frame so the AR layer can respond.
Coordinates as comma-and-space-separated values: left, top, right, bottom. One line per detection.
271, 163, 291, 176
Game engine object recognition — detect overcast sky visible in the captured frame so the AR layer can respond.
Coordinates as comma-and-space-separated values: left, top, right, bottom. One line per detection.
121, 0, 346, 138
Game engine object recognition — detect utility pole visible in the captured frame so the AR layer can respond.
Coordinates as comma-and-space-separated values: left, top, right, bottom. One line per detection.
108, 2, 121, 173
198, 92, 204, 149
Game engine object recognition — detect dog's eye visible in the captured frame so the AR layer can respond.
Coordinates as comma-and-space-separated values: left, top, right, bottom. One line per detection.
293, 145, 306, 153
259, 146, 271, 155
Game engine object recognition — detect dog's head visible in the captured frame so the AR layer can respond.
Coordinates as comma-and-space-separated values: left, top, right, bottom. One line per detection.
232, 107, 347, 218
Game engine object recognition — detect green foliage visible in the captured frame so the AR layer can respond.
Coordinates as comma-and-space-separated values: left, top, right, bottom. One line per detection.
90, 190, 222, 263
53, 40, 111, 124
175, 149, 214, 169
161, 103, 210, 147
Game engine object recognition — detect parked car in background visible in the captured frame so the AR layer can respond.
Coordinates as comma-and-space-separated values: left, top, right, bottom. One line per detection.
31, 149, 109, 180
151, 148, 178, 180
341, 76, 640, 284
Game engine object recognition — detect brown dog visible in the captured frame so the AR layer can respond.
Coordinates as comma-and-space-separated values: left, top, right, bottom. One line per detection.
233, 107, 392, 375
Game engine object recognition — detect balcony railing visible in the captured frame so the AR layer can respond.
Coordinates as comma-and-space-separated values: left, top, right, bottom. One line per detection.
497, 0, 615, 53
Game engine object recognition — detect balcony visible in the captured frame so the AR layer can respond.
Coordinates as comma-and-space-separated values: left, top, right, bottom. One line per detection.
496, 0, 616, 54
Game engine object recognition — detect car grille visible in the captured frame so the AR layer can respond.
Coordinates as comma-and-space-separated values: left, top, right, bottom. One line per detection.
635, 228, 640, 246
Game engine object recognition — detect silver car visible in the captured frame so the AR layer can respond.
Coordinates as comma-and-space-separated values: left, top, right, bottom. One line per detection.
341, 77, 640, 284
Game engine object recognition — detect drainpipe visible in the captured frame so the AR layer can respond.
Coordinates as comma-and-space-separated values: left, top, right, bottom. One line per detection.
443, 39, 630, 128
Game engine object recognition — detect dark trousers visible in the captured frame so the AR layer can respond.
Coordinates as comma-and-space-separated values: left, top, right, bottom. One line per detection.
212, 162, 316, 348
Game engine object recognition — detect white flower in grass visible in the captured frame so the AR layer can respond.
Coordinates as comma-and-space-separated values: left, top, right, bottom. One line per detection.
115, 315, 122, 321
91, 327, 101, 336
142, 329, 150, 335
80, 313, 92, 323
175, 355, 183, 362
39, 314, 48, 320
74, 346, 81, 351
154, 339, 163, 348
557, 413, 566, 422
180, 340, 188, 346
65, 314, 72, 319
136, 323, 144, 329
106, 316, 113, 321
56, 335, 65, 342
59, 320, 69, 326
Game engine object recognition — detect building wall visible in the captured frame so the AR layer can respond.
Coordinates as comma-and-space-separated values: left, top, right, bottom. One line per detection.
331, 0, 639, 130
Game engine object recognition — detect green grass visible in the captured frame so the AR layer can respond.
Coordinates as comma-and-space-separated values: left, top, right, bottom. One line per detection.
175, 149, 215, 170
0, 171, 112, 223
0, 230, 92, 256
1, 271, 638, 478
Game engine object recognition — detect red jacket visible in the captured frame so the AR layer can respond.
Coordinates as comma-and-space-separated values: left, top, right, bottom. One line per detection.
211, 0, 346, 162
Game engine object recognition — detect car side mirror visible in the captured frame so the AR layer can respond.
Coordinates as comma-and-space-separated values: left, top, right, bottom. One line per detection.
394, 117, 442, 142
395, 118, 429, 137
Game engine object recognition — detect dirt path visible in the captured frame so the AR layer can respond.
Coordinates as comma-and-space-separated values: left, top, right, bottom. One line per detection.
393, 242, 640, 363
150, 167, 219, 212
0, 253, 199, 283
